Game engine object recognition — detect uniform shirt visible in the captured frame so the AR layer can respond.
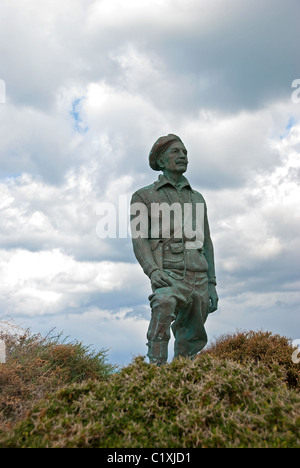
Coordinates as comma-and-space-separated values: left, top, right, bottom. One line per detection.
130, 174, 217, 284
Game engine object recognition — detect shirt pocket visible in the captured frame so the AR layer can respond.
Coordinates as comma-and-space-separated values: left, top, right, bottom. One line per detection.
163, 242, 184, 266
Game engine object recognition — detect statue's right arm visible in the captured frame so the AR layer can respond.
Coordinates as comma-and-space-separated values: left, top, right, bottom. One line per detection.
132, 236, 160, 278
130, 192, 160, 278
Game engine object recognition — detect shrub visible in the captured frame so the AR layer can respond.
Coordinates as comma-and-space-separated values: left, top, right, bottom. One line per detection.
0, 330, 115, 430
204, 330, 300, 389
1, 355, 299, 448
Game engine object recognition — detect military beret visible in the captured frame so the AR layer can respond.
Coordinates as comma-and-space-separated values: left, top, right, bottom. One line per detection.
149, 134, 183, 171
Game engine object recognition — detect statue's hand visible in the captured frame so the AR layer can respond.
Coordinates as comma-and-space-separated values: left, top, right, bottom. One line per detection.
208, 283, 219, 313
150, 270, 173, 289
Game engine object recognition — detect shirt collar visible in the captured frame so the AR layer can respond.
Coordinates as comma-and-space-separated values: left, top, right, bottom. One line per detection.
154, 174, 193, 191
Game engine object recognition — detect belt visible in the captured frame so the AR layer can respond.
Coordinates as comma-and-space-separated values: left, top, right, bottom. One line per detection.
162, 239, 203, 250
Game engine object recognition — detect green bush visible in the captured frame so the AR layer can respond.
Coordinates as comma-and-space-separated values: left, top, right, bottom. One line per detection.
0, 330, 115, 428
1, 354, 299, 448
204, 330, 300, 389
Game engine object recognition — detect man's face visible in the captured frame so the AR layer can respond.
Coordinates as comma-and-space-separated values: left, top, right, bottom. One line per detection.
158, 141, 188, 174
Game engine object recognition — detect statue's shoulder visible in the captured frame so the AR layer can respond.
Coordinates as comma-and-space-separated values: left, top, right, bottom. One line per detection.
190, 188, 206, 204
131, 181, 158, 201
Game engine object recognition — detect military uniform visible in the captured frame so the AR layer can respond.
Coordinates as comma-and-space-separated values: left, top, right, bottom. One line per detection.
131, 173, 217, 364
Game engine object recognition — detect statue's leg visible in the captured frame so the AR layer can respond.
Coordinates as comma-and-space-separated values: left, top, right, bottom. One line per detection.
172, 272, 209, 360
147, 290, 177, 366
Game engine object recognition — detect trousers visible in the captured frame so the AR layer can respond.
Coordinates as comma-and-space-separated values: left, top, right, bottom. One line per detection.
147, 270, 209, 365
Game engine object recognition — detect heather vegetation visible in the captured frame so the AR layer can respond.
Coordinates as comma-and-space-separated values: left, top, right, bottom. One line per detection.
0, 329, 299, 448
0, 329, 115, 432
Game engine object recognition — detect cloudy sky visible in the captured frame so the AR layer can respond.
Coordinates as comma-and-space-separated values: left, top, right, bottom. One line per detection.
0, 0, 299, 366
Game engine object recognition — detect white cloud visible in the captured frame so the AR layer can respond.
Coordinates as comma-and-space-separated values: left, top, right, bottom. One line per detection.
85, 0, 271, 38
0, 248, 147, 315
0, 0, 299, 364
0, 102, 76, 182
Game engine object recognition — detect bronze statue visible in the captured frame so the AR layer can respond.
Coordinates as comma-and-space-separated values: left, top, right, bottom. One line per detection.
130, 134, 218, 365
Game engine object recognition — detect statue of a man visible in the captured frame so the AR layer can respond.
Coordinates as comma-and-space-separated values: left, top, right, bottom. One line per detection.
130, 134, 218, 365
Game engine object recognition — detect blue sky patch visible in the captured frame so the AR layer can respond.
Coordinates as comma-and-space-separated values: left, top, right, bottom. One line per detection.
70, 97, 88, 134
280, 116, 296, 139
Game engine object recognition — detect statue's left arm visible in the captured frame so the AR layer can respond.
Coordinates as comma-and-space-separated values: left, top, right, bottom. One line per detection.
203, 203, 218, 312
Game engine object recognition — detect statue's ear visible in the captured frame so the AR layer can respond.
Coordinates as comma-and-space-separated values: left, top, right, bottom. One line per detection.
157, 156, 165, 170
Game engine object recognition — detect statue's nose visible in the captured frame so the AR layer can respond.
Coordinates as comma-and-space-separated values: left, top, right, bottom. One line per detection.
179, 152, 188, 161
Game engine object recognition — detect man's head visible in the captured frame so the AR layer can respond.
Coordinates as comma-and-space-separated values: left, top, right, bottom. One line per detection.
149, 134, 188, 175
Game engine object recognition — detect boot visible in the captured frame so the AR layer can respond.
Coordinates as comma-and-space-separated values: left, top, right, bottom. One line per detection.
147, 340, 168, 366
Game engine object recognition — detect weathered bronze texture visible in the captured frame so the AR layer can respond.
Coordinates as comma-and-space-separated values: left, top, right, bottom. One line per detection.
131, 135, 218, 365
